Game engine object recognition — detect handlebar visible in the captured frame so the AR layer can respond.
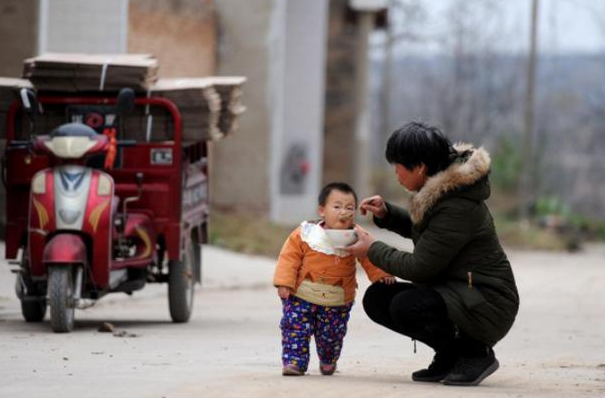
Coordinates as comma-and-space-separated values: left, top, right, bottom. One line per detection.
117, 140, 137, 147
7, 140, 32, 149
0, 151, 6, 188
7, 96, 182, 145
6, 138, 136, 151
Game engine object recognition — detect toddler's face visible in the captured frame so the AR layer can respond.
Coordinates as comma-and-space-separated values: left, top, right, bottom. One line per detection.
319, 190, 356, 230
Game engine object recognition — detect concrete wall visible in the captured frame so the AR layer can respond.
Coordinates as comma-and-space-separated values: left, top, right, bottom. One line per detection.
213, 0, 328, 224
1, 0, 331, 231
211, 0, 274, 212
0, 0, 39, 77
322, 0, 358, 186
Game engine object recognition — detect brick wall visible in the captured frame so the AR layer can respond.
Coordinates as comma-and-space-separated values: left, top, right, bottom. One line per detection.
128, 0, 216, 77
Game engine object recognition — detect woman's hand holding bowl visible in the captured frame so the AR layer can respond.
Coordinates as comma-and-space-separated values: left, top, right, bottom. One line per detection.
344, 225, 376, 258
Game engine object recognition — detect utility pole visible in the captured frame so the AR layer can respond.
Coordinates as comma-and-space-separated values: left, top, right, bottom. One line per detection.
519, 0, 539, 221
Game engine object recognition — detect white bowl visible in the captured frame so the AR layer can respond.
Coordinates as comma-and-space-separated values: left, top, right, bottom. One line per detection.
324, 229, 358, 248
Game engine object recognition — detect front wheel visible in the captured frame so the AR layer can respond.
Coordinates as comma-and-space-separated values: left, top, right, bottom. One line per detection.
168, 242, 195, 323
48, 265, 76, 333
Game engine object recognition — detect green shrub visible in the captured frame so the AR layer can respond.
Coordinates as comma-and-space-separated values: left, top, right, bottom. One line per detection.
490, 136, 522, 192
535, 196, 569, 218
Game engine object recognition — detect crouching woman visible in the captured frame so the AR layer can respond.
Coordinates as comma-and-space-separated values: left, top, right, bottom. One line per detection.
346, 122, 520, 386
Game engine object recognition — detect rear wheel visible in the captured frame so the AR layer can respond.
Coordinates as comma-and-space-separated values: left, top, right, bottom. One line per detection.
48, 265, 76, 333
16, 249, 47, 322
168, 242, 195, 323
21, 299, 47, 322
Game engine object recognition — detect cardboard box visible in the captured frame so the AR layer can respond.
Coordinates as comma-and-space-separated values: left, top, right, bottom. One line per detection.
23, 53, 159, 92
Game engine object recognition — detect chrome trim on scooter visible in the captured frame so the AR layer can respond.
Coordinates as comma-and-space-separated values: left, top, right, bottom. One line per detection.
74, 267, 83, 300
75, 299, 97, 309
109, 269, 128, 290
28, 228, 48, 236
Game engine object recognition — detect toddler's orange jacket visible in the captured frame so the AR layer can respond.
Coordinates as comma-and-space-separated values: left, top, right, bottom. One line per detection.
273, 222, 391, 304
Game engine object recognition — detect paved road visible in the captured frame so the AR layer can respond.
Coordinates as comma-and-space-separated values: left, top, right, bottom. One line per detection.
1, 236, 604, 398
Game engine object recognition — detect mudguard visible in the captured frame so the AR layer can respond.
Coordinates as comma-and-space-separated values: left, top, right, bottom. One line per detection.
42, 234, 87, 265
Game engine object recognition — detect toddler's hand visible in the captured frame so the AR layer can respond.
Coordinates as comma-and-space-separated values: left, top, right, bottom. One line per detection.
379, 276, 396, 285
277, 286, 291, 299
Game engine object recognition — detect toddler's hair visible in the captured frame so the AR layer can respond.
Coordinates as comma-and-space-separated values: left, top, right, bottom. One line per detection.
318, 182, 358, 207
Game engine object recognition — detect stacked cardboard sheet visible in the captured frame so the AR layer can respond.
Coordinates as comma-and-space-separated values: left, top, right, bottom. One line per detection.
122, 77, 246, 142
23, 53, 159, 92
204, 76, 247, 138
1, 53, 246, 142
147, 78, 223, 141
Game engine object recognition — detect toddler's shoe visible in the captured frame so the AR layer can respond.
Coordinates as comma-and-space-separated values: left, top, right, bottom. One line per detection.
320, 362, 337, 376
282, 364, 304, 376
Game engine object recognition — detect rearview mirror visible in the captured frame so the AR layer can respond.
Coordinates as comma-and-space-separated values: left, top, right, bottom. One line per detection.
19, 88, 38, 119
116, 88, 135, 116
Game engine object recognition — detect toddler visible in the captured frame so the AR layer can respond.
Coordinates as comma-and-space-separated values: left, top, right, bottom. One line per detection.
274, 182, 394, 376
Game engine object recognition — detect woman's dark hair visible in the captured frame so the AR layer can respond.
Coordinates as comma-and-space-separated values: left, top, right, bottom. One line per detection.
385, 122, 454, 176
318, 182, 358, 207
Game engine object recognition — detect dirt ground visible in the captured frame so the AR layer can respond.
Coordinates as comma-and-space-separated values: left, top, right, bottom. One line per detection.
1, 234, 604, 398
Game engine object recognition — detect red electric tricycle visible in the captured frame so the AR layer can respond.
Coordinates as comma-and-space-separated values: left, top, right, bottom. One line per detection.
1, 88, 208, 332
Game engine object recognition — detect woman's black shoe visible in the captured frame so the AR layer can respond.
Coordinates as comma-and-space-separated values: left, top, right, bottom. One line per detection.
442, 348, 499, 386
412, 352, 458, 382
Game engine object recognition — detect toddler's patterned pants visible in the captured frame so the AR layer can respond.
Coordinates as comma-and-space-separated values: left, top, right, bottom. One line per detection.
280, 295, 353, 372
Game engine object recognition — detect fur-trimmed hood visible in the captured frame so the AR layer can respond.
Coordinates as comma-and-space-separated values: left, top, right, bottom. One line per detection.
409, 143, 491, 224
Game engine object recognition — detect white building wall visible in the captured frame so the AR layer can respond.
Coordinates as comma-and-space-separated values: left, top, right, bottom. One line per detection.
38, 0, 128, 54
269, 0, 328, 224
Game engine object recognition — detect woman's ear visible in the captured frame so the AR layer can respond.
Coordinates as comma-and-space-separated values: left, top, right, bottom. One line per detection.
419, 164, 428, 175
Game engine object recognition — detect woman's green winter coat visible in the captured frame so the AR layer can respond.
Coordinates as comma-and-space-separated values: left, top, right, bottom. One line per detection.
367, 143, 520, 347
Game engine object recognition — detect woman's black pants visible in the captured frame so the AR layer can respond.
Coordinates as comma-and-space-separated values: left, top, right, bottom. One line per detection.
363, 282, 488, 357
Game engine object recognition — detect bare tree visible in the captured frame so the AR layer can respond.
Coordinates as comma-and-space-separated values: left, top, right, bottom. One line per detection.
374, 0, 605, 219
518, 0, 540, 220
374, 0, 427, 193
424, 0, 522, 143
